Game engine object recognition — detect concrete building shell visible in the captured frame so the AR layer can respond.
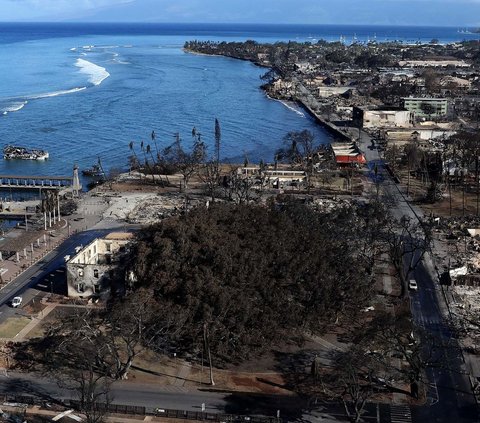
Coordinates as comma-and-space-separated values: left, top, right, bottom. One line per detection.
65, 232, 134, 298
353, 106, 414, 129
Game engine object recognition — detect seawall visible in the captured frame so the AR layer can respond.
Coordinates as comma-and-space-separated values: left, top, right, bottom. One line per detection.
297, 99, 353, 142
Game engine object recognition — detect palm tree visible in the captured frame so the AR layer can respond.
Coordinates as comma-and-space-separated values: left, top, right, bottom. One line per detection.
140, 141, 150, 171
146, 144, 162, 185
214, 118, 221, 165
97, 157, 111, 189
128, 141, 142, 179
151, 130, 160, 164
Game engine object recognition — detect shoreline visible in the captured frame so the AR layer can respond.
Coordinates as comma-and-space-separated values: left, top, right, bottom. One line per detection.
183, 47, 271, 69
185, 46, 352, 143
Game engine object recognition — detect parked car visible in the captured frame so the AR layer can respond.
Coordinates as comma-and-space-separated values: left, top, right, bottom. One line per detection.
408, 279, 418, 291
11, 296, 22, 308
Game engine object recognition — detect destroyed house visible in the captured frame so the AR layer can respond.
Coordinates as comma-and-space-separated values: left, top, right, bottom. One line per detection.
65, 232, 134, 298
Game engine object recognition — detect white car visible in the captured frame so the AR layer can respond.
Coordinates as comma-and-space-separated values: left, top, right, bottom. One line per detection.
11, 296, 22, 308
408, 280, 418, 291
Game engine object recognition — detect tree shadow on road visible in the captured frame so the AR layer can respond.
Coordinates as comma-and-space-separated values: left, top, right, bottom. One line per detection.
1, 376, 62, 406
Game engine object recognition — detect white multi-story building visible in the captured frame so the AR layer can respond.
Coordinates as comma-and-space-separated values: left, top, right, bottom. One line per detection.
403, 97, 449, 118
65, 232, 134, 298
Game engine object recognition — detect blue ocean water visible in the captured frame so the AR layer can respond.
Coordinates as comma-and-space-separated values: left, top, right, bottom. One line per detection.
0, 23, 478, 179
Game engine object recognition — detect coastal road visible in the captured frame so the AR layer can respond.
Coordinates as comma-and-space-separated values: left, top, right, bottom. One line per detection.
0, 371, 230, 414
0, 230, 105, 302
0, 221, 140, 314
0, 370, 310, 419
410, 257, 478, 423
356, 129, 479, 422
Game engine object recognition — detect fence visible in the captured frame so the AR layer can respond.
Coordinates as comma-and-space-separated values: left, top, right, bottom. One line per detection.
0, 394, 281, 423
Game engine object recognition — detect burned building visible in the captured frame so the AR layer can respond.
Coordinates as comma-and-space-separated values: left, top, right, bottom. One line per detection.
66, 232, 134, 298
353, 105, 414, 129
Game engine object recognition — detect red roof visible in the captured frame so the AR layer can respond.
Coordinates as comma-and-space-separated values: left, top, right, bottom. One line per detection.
335, 154, 367, 164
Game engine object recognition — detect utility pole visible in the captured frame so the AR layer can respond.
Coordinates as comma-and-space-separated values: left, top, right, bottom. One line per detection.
203, 323, 215, 386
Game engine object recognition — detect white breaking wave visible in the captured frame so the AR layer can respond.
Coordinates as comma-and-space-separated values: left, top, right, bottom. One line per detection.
28, 87, 87, 100
75, 58, 110, 86
279, 100, 305, 117
2, 101, 28, 115
113, 58, 130, 65
1, 58, 109, 117
70, 47, 77, 51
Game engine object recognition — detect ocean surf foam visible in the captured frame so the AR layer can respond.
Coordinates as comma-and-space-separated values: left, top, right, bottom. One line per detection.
75, 58, 110, 86
279, 100, 305, 117
1, 101, 28, 115
28, 87, 87, 100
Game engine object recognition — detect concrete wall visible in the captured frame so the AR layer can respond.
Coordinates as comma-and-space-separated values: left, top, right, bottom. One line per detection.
354, 106, 413, 128
363, 110, 413, 128
66, 263, 112, 298
317, 86, 352, 98
69, 238, 129, 265
66, 235, 131, 298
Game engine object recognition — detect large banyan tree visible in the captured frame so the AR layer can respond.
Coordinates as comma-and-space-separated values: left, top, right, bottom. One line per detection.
128, 202, 377, 363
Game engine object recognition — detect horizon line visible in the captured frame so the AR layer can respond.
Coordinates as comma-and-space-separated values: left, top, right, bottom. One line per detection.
0, 21, 477, 29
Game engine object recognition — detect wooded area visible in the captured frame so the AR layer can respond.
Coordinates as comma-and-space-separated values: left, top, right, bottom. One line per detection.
128, 202, 376, 363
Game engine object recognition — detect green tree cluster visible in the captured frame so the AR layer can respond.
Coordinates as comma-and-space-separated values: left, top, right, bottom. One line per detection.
128, 202, 374, 362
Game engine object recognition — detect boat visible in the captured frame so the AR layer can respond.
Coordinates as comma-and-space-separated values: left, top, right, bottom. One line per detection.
82, 163, 104, 177
3, 145, 49, 160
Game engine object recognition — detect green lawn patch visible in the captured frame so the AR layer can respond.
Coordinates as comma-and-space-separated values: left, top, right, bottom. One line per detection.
0, 316, 31, 338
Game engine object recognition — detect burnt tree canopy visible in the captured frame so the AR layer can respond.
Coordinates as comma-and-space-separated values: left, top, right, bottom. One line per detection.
129, 203, 373, 362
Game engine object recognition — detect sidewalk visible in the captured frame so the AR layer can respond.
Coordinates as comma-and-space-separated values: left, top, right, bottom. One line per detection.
1, 404, 205, 423
0, 189, 110, 288
12, 303, 57, 341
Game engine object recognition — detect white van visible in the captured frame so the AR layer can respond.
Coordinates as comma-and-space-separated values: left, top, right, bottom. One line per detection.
11, 296, 22, 308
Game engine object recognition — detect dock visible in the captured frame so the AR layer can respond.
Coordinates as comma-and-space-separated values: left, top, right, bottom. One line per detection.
0, 174, 74, 190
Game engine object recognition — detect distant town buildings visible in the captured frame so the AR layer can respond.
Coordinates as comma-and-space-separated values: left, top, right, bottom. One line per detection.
398, 59, 470, 68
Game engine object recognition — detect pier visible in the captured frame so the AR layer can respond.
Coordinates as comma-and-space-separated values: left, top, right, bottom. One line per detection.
0, 175, 74, 190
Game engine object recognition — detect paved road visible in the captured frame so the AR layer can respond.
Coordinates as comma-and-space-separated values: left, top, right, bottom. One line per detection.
0, 370, 314, 419
0, 371, 232, 413
0, 230, 106, 304
356, 129, 479, 422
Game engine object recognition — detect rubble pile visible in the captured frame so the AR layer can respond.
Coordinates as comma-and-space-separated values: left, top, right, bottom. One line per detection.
451, 286, 480, 352
454, 286, 480, 312
128, 193, 202, 224
436, 215, 480, 237
313, 198, 352, 212
103, 193, 156, 221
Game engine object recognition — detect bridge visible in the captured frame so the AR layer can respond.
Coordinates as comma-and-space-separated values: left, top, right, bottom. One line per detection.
0, 175, 74, 190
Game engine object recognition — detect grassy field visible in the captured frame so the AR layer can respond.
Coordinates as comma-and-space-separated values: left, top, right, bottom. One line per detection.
0, 316, 31, 338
